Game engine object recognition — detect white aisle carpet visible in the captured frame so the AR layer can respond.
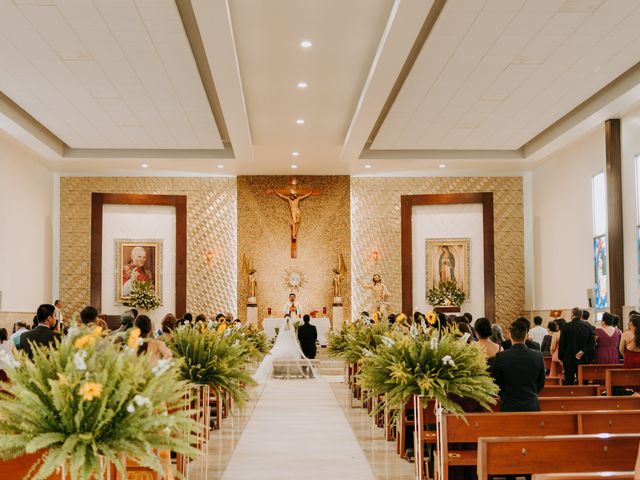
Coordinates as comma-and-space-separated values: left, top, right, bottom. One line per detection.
221, 379, 375, 480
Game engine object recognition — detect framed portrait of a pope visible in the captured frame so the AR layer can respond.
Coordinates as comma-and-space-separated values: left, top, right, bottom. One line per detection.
116, 239, 162, 304
426, 238, 469, 297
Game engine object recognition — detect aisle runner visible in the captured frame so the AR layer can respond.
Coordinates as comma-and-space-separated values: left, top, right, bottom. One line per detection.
222, 380, 375, 480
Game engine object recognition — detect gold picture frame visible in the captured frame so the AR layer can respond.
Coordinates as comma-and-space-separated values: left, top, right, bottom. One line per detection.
115, 239, 162, 304
426, 238, 470, 299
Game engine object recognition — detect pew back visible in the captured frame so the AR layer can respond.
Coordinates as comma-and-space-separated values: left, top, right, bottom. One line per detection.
476, 434, 640, 480
539, 385, 601, 397
605, 368, 640, 396
0, 452, 61, 480
533, 474, 634, 480
578, 364, 623, 385
539, 396, 640, 411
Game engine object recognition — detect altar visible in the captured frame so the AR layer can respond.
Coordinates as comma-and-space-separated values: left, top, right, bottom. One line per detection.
262, 317, 331, 346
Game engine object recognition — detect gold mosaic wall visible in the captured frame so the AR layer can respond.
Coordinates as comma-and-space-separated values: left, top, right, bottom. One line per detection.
237, 176, 350, 324
350, 177, 524, 327
59, 177, 237, 318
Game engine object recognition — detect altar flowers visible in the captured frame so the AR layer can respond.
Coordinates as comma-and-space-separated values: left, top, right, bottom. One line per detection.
0, 326, 200, 480
358, 326, 498, 416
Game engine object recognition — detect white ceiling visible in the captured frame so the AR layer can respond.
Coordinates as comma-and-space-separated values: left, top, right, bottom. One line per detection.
0, 0, 222, 149
1, 0, 640, 176
228, 0, 393, 174
371, 0, 640, 151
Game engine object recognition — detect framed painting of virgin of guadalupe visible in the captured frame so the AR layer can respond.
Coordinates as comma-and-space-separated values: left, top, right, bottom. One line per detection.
426, 238, 470, 298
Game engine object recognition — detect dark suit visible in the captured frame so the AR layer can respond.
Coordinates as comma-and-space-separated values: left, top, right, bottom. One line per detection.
297, 322, 317, 359
493, 343, 546, 412
502, 339, 541, 351
19, 325, 57, 358
559, 319, 595, 385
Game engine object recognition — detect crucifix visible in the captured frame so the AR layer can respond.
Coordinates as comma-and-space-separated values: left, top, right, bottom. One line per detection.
266, 177, 321, 258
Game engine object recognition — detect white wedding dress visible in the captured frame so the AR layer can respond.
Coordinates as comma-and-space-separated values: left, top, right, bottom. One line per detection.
253, 317, 318, 384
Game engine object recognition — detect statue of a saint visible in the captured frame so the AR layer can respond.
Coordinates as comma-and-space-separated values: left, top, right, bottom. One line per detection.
248, 268, 257, 299
357, 273, 390, 318
332, 253, 347, 299
274, 190, 312, 240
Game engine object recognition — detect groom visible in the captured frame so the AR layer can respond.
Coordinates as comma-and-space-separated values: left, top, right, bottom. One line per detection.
297, 314, 317, 359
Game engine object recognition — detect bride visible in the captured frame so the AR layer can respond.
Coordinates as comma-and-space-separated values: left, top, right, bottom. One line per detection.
253, 315, 318, 383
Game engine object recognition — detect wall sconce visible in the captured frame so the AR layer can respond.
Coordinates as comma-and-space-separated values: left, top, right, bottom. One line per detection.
205, 250, 215, 266
371, 250, 380, 262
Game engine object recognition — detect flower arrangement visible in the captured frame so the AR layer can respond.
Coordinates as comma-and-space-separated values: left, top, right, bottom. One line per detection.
427, 280, 466, 306
327, 320, 395, 364
358, 326, 498, 416
124, 280, 161, 311
0, 326, 199, 480
241, 324, 270, 356
168, 327, 255, 406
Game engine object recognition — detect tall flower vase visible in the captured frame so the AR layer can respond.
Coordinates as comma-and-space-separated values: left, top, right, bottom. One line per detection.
61, 456, 114, 479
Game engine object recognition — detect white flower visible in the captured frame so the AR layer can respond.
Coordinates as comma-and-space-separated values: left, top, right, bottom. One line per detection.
73, 351, 87, 371
381, 336, 396, 348
126, 404, 135, 413
441, 355, 455, 367
151, 358, 173, 377
362, 348, 373, 357
133, 394, 151, 407
430, 337, 438, 350
137, 338, 144, 346
461, 333, 471, 343
164, 427, 171, 434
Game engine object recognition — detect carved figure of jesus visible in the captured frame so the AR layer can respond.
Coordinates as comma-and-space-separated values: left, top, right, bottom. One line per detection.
275, 191, 312, 240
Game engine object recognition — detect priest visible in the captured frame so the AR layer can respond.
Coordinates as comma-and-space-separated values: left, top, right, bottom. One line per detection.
282, 293, 302, 318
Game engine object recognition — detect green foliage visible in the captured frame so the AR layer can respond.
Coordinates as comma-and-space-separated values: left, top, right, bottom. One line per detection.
0, 327, 199, 480
327, 320, 395, 364
427, 280, 466, 306
124, 281, 161, 310
358, 327, 498, 416
168, 327, 255, 406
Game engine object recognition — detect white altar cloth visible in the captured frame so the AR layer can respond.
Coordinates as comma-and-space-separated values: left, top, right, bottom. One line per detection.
262, 317, 331, 346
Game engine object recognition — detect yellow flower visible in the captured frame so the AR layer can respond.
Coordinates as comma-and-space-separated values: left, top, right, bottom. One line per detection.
396, 313, 407, 324
372, 312, 380, 323
217, 323, 227, 334
57, 373, 71, 386
78, 382, 103, 401
74, 335, 95, 349
128, 328, 141, 349
90, 326, 103, 338
426, 312, 437, 326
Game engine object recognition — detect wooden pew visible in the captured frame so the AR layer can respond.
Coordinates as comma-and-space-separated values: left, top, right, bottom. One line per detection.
438, 411, 580, 480
413, 396, 436, 480
606, 368, 640, 396
580, 410, 640, 434
539, 385, 601, 397
476, 433, 640, 480
396, 399, 414, 458
533, 474, 634, 480
578, 363, 623, 385
539, 395, 640, 411
0, 452, 61, 480
545, 376, 561, 385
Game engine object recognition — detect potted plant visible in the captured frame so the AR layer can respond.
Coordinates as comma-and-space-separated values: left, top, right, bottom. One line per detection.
427, 280, 466, 313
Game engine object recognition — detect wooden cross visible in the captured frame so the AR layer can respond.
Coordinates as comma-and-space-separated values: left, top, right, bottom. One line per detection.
266, 177, 321, 258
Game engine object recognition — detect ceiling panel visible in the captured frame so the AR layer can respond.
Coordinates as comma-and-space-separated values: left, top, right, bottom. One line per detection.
0, 0, 223, 149
371, 0, 640, 151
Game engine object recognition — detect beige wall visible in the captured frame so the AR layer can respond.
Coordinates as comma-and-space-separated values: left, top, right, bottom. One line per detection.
59, 177, 237, 320
351, 177, 524, 327
237, 176, 350, 324
0, 131, 53, 313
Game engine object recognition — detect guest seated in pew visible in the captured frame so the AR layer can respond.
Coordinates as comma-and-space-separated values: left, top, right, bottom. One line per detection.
529, 316, 548, 345
490, 323, 505, 345
502, 317, 541, 351
559, 308, 596, 385
0, 328, 17, 368
9, 322, 28, 347
595, 312, 621, 365
135, 315, 172, 365
161, 314, 177, 341
619, 314, 640, 368
493, 318, 546, 412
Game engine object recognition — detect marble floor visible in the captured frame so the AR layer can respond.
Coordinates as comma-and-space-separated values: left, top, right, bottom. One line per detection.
188, 377, 415, 480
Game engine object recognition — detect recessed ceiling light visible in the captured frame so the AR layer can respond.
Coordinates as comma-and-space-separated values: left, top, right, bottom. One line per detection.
300, 40, 312, 48
297, 82, 308, 89
141, 163, 148, 168
217, 164, 224, 169
364, 164, 372, 169
439, 164, 446, 168
292, 151, 300, 157
295, 119, 305, 125
291, 164, 298, 169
